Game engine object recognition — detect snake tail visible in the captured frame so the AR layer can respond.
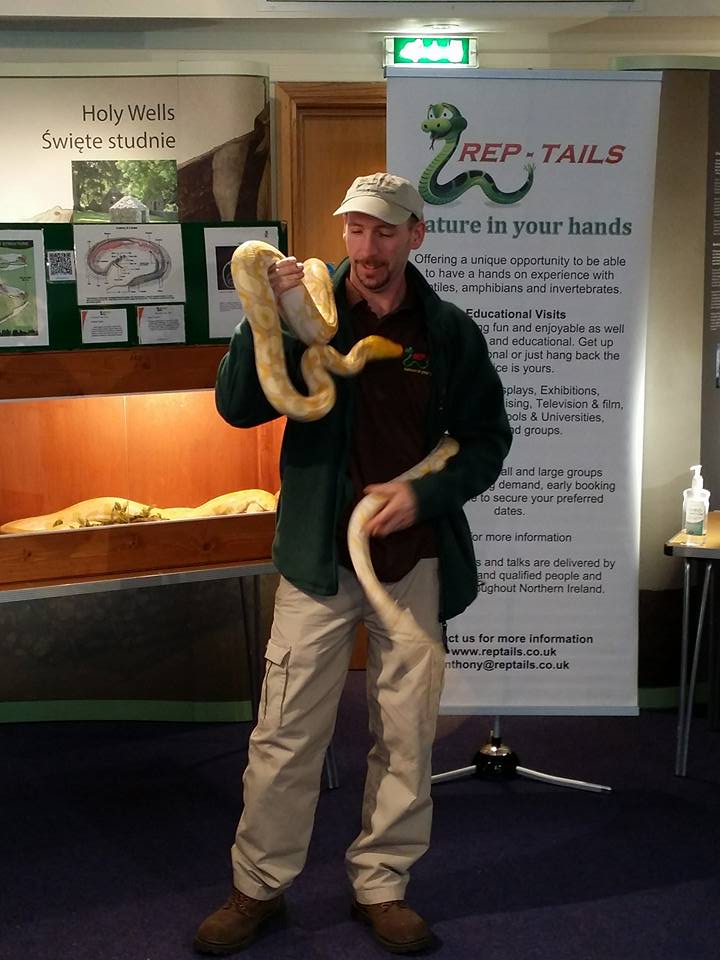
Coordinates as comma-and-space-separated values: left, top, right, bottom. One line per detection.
347, 437, 460, 635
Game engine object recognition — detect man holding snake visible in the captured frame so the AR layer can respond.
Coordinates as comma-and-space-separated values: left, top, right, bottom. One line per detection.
196, 173, 511, 955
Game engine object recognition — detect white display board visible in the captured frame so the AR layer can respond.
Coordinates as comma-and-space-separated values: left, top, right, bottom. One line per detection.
0, 73, 266, 223
387, 69, 661, 715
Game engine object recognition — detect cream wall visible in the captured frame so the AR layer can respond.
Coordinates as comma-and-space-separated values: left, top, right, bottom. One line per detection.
642, 72, 707, 589
0, 19, 712, 592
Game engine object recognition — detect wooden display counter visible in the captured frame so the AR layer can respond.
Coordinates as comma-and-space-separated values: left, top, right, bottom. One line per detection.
0, 345, 281, 607
0, 389, 283, 544
0, 389, 279, 593
0, 344, 228, 401
0, 511, 275, 594
0, 343, 285, 718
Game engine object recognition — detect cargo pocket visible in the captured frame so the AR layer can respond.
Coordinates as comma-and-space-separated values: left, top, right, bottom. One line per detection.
260, 639, 290, 726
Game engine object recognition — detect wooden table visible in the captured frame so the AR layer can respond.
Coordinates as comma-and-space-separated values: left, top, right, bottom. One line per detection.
0, 513, 276, 718
664, 511, 720, 776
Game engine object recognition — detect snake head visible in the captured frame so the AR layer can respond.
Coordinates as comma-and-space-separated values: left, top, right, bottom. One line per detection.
362, 335, 404, 361
421, 103, 468, 144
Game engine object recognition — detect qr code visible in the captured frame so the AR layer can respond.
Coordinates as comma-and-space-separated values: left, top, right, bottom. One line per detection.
46, 249, 76, 282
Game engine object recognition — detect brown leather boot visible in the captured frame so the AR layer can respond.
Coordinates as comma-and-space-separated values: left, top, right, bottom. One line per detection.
194, 888, 286, 955
351, 899, 433, 954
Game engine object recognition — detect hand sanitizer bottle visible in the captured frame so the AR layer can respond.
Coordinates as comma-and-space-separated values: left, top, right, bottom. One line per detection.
682, 464, 710, 538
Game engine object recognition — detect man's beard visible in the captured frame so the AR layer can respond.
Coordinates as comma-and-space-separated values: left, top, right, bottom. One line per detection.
355, 259, 390, 290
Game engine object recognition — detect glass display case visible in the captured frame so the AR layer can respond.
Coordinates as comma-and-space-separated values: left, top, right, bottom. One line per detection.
0, 346, 281, 589
0, 346, 282, 720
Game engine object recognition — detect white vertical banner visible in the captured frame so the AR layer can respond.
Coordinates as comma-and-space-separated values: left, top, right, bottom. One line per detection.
387, 69, 661, 715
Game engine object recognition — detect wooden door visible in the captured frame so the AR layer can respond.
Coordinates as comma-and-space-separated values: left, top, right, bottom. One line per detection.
275, 82, 387, 266
275, 82, 387, 667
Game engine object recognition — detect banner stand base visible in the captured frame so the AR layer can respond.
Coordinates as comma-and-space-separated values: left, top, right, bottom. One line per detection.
431, 717, 612, 794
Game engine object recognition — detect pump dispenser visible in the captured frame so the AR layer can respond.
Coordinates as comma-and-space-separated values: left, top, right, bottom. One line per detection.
682, 464, 710, 538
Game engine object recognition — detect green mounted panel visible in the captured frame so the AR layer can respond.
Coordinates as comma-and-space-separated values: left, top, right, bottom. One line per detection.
0, 221, 286, 352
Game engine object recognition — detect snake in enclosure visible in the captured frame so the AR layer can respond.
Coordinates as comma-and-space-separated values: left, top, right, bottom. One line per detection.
231, 240, 459, 632
420, 102, 535, 206
0, 489, 277, 535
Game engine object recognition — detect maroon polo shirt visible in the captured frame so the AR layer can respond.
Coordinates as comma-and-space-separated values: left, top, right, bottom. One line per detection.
337, 287, 437, 583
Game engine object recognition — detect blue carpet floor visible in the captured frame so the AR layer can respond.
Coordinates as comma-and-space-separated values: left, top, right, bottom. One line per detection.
1, 672, 719, 960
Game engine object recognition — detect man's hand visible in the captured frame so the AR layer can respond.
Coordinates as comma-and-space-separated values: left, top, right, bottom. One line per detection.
267, 256, 304, 297
363, 481, 418, 538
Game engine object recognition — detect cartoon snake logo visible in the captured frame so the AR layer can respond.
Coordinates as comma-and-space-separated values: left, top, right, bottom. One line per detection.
419, 103, 535, 206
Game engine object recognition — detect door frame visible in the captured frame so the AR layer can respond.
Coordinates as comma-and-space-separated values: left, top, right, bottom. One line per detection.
274, 82, 387, 254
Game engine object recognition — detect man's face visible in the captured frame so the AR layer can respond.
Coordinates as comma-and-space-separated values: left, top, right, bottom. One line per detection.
343, 211, 425, 297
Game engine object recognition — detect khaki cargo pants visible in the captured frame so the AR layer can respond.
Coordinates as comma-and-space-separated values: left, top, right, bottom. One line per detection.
231, 559, 446, 905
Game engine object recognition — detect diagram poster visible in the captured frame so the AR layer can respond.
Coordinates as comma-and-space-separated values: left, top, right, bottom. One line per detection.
74, 223, 185, 305
0, 230, 49, 347
387, 69, 661, 715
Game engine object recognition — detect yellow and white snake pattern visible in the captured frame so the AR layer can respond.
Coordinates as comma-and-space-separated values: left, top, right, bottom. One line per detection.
231, 240, 403, 422
232, 240, 460, 633
0, 489, 277, 534
347, 437, 459, 634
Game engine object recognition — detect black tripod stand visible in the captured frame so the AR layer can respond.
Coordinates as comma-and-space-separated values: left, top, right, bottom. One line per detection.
431, 715, 612, 793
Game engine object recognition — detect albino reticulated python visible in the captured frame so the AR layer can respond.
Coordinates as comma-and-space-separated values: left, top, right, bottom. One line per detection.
231, 240, 403, 423
347, 436, 459, 635
231, 240, 459, 631
0, 490, 277, 535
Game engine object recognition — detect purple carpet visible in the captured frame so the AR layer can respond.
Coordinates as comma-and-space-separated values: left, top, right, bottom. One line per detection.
1, 672, 719, 960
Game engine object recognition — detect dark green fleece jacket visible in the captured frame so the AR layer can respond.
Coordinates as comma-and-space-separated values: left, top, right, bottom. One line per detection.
215, 259, 511, 622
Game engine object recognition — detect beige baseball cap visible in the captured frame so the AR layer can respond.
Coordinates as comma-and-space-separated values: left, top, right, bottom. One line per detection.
333, 172, 424, 225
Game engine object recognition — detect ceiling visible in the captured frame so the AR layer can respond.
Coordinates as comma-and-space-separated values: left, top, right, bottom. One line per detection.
0, 2, 718, 62
0, 0, 715, 30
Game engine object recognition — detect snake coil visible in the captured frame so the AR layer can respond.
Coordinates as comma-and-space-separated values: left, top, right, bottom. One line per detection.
231, 241, 402, 423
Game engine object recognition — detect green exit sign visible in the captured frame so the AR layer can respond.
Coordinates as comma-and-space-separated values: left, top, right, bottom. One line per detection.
385, 37, 477, 68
